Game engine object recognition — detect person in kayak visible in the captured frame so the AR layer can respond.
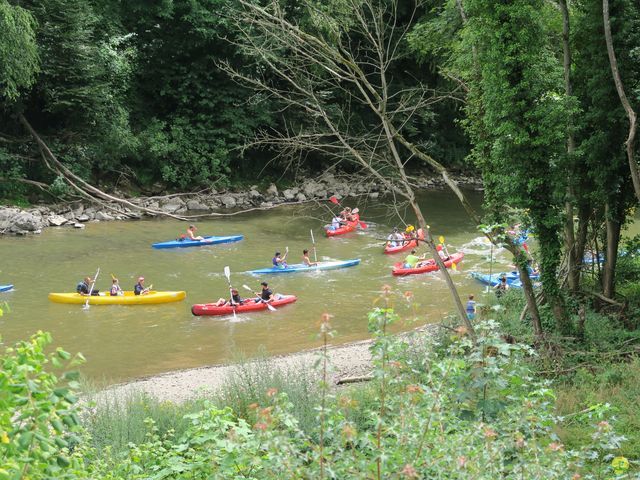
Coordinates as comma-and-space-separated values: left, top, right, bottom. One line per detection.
215, 288, 244, 306
303, 249, 317, 267
254, 281, 274, 303
328, 215, 344, 231
403, 249, 425, 269
134, 276, 151, 295
387, 228, 405, 247
272, 249, 288, 269
77, 276, 99, 296
186, 225, 204, 241
110, 278, 123, 296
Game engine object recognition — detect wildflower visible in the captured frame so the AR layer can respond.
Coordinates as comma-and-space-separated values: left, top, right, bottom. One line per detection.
341, 423, 356, 440
338, 396, 357, 409
0, 432, 8, 444
317, 313, 333, 332
482, 426, 497, 440
454, 326, 469, 336
266, 388, 278, 398
389, 360, 402, 370
260, 406, 273, 417
254, 422, 268, 431
457, 456, 467, 468
514, 434, 526, 449
571, 474, 581, 480
597, 420, 611, 431
248, 403, 259, 410
406, 384, 423, 394
400, 464, 419, 478
548, 442, 564, 452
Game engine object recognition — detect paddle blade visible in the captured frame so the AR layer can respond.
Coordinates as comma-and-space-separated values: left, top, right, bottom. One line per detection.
438, 236, 445, 244
266, 302, 277, 312
359, 221, 368, 229
451, 262, 457, 271
329, 196, 339, 204
223, 266, 231, 281
242, 284, 253, 291
310, 229, 315, 244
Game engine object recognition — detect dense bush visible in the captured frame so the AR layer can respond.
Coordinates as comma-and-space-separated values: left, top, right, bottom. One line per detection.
1, 310, 634, 478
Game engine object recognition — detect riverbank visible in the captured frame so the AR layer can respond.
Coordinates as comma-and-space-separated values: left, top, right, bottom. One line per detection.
0, 172, 481, 235
97, 323, 438, 404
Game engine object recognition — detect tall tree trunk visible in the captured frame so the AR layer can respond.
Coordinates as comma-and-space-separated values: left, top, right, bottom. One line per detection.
602, 202, 621, 298
559, 0, 579, 292
575, 204, 590, 270
603, 0, 640, 203
515, 253, 543, 337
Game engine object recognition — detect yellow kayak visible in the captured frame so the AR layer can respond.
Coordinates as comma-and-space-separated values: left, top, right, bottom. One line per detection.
48, 291, 186, 305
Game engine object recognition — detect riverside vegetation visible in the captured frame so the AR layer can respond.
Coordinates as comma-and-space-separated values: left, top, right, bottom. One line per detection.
1, 285, 638, 478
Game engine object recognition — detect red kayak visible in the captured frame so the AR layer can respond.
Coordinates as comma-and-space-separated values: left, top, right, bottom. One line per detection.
384, 229, 424, 254
192, 295, 297, 316
392, 252, 464, 276
326, 213, 361, 237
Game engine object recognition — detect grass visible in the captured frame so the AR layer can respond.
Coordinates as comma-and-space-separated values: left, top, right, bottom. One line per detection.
80, 354, 321, 455
554, 359, 640, 459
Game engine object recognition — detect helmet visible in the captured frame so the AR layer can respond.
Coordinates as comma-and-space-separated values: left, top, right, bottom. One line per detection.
406, 225, 415, 233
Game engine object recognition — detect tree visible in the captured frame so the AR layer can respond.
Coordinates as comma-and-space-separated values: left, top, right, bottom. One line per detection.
457, 0, 573, 333
220, 0, 476, 332
0, 0, 39, 102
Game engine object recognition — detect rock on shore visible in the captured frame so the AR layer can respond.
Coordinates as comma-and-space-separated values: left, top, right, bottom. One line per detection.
0, 173, 482, 235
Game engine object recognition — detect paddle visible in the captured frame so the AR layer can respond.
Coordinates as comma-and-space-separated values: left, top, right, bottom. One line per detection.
241, 284, 277, 311
310, 229, 318, 263
223, 266, 237, 319
83, 267, 100, 310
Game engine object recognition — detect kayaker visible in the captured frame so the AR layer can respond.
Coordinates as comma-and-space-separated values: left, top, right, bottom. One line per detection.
303, 249, 317, 267
403, 249, 424, 269
215, 288, 244, 306
134, 276, 150, 296
466, 294, 476, 320
272, 249, 288, 269
494, 276, 509, 297
254, 281, 274, 303
387, 228, 404, 247
77, 276, 99, 296
186, 225, 204, 241
110, 278, 123, 296
437, 244, 450, 262
329, 215, 343, 230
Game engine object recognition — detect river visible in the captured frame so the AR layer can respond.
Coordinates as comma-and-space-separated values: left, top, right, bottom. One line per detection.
0, 189, 521, 383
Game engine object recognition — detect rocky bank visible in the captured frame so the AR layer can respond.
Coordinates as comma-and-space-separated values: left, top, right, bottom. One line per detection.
0, 173, 482, 235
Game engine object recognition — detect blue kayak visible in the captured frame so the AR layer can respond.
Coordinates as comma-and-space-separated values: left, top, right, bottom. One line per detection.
470, 271, 539, 289
248, 259, 360, 274
152, 235, 243, 249
0, 284, 14, 293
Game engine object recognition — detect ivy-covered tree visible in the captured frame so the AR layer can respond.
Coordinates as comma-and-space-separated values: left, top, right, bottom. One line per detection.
458, 0, 573, 332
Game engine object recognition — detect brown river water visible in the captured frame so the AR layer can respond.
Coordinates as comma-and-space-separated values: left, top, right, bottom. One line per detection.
0, 189, 541, 383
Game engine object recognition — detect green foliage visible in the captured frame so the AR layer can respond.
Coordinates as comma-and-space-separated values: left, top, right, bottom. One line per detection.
0, 331, 85, 479
2, 318, 635, 478
0, 0, 39, 102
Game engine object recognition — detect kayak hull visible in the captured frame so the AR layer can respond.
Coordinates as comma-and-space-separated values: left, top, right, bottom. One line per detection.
247, 259, 360, 274
48, 291, 186, 305
192, 294, 297, 316
0, 284, 13, 293
392, 252, 464, 276
152, 235, 243, 249
384, 229, 424, 254
470, 271, 539, 289
325, 215, 360, 237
